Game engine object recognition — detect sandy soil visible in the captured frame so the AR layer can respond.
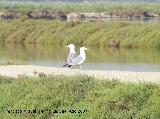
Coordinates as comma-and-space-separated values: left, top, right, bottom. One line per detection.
0, 65, 160, 83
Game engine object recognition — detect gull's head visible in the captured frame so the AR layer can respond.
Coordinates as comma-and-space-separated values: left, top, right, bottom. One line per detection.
65, 44, 75, 49
65, 44, 75, 53
80, 47, 88, 52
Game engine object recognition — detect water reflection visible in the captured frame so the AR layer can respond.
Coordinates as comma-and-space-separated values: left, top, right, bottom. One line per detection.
0, 44, 160, 72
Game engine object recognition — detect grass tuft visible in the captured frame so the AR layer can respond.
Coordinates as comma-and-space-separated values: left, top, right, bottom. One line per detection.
0, 75, 160, 119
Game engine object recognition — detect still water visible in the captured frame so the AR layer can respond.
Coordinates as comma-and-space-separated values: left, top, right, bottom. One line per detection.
0, 44, 160, 72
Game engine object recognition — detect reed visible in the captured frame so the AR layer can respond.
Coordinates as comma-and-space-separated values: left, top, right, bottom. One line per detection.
0, 19, 160, 47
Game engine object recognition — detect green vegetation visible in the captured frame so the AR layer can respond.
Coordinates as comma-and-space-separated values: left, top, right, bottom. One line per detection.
0, 19, 160, 47
0, 1, 160, 14
1, 75, 160, 119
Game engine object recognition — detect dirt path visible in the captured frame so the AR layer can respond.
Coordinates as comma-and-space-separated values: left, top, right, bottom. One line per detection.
0, 65, 160, 83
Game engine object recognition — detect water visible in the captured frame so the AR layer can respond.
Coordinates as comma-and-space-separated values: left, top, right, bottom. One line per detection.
0, 44, 160, 72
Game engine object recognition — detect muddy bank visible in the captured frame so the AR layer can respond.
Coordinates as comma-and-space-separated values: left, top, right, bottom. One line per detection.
0, 9, 159, 20
0, 65, 160, 83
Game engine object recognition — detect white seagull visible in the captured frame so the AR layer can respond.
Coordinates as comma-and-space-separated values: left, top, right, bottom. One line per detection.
63, 44, 77, 67
68, 47, 88, 69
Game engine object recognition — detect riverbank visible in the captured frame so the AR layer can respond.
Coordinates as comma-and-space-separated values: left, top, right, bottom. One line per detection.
0, 19, 160, 47
0, 2, 160, 20
1, 74, 160, 119
0, 65, 159, 83
0, 9, 159, 20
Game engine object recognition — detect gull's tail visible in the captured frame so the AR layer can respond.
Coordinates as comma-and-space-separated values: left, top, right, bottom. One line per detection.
62, 64, 72, 68
62, 64, 68, 67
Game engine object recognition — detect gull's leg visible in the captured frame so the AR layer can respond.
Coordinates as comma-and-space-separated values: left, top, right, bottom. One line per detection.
70, 65, 73, 69
79, 65, 82, 70
69, 65, 73, 69
71, 65, 75, 69
77, 65, 79, 69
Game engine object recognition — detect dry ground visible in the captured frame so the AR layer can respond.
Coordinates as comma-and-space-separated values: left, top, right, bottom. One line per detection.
0, 65, 159, 83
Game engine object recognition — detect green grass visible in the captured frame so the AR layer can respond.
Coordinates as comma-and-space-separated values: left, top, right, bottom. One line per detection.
0, 19, 160, 47
0, 1, 160, 15
0, 75, 160, 119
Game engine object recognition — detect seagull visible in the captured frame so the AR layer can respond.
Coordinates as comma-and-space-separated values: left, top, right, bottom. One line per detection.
68, 47, 88, 69
62, 44, 77, 67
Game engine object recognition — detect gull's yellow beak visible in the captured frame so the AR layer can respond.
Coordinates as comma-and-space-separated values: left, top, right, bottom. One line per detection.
65, 45, 68, 47
85, 48, 89, 51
